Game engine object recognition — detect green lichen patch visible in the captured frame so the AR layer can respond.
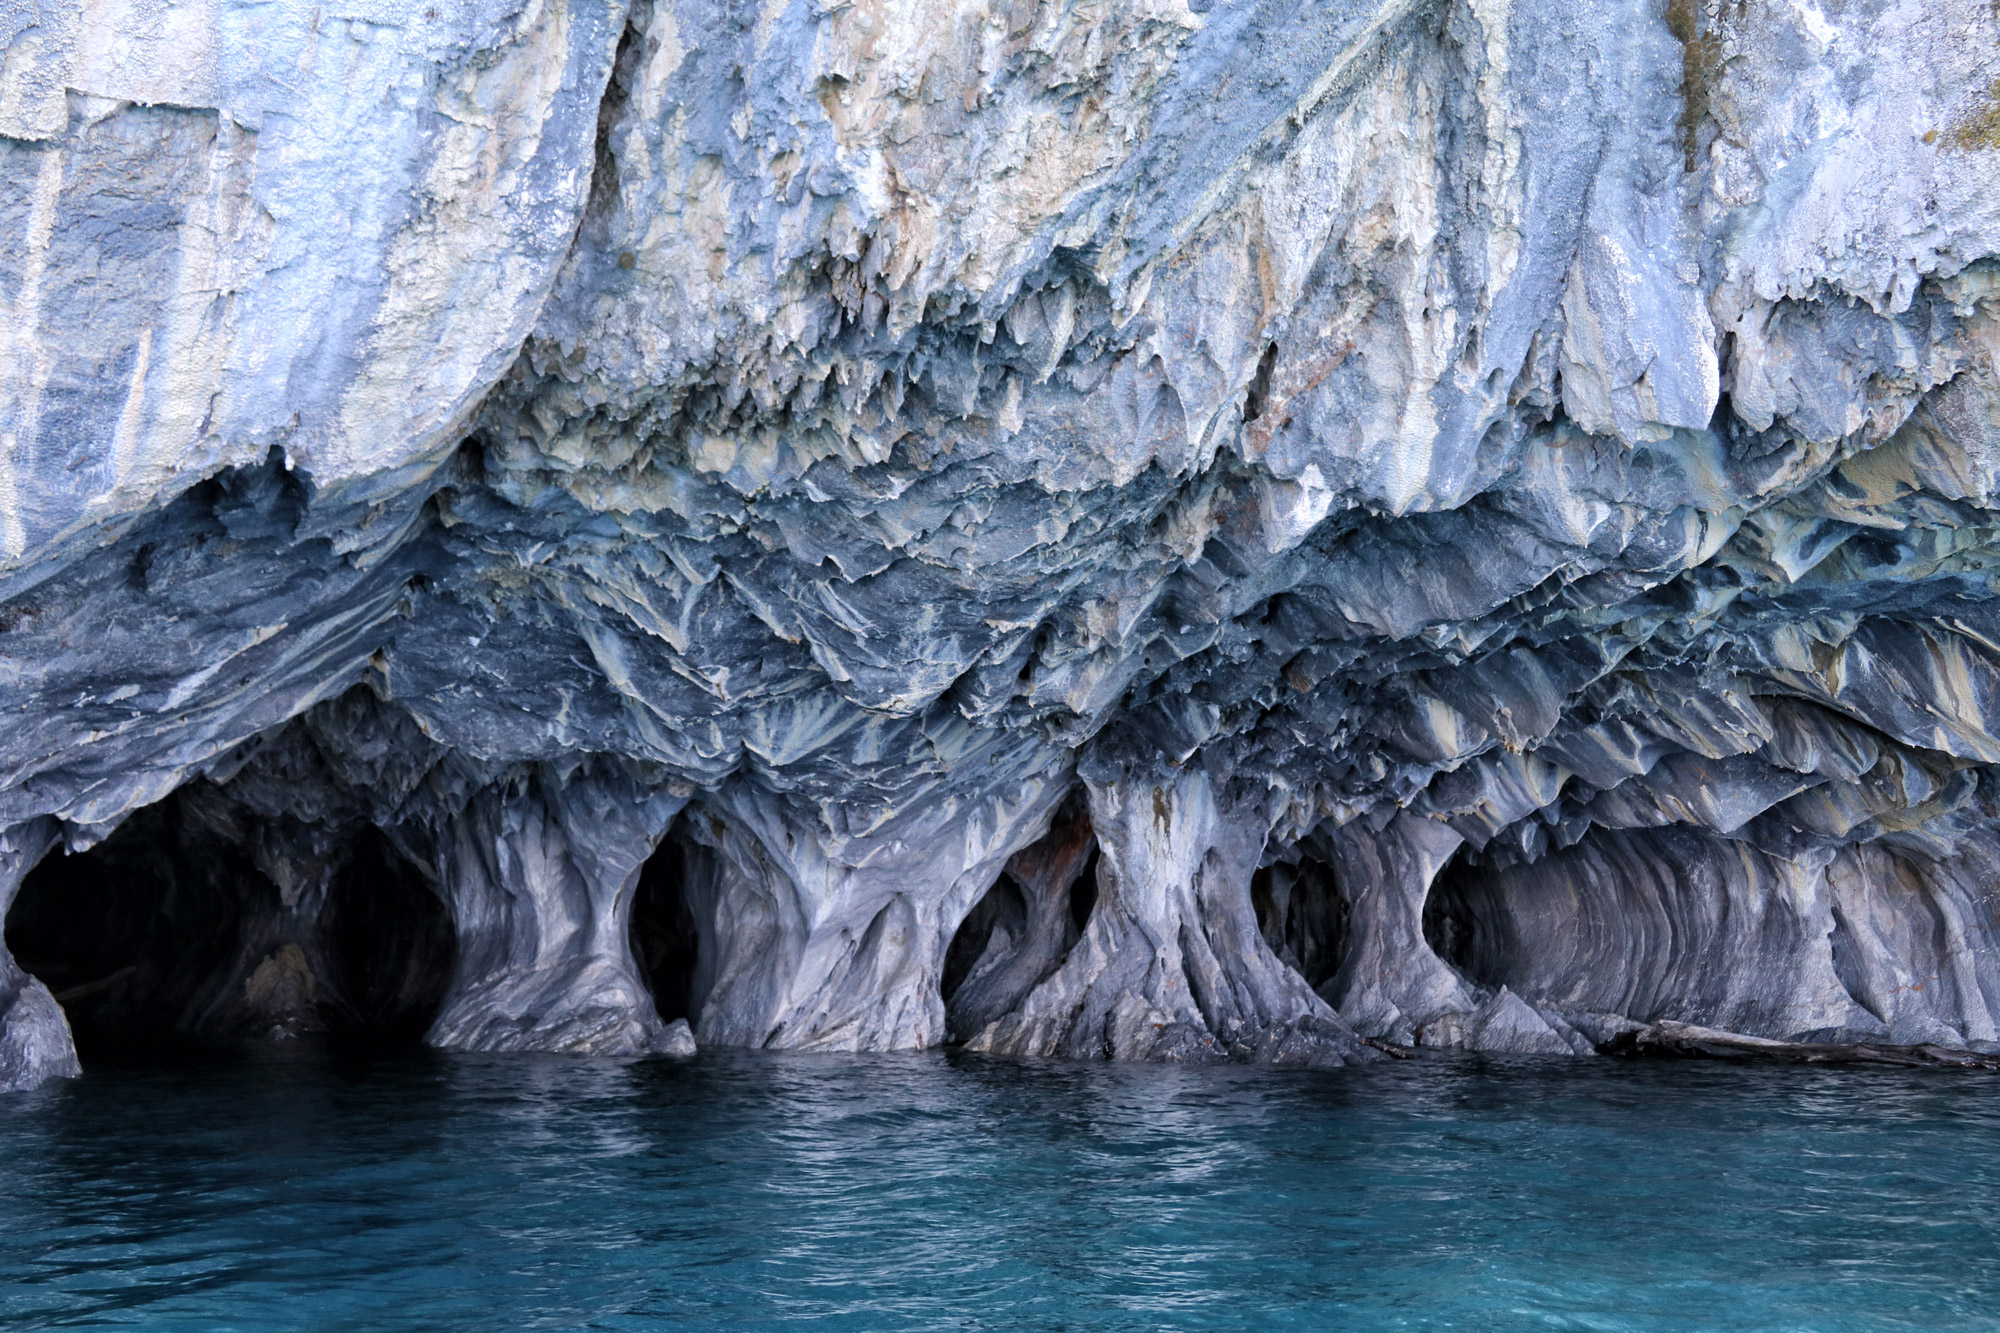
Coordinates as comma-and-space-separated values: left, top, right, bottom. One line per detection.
1946, 77, 2000, 151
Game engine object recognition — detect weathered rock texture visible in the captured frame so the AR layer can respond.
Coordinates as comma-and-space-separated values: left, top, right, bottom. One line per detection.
6, 0, 2000, 1090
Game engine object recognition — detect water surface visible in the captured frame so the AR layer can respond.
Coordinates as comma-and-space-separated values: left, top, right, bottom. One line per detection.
3, 1045, 1997, 1330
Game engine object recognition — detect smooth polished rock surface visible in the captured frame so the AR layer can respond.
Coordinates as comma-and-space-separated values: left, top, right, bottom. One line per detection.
6, 0, 2000, 1079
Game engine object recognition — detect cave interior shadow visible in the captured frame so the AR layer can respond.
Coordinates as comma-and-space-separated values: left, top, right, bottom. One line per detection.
1252, 848, 1347, 995
5, 793, 456, 1066
629, 825, 705, 1027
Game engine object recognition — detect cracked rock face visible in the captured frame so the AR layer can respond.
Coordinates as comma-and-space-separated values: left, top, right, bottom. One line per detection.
5, 0, 2000, 1090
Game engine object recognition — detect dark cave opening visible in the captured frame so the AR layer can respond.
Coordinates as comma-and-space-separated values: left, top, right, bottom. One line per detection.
4, 793, 455, 1061
5, 800, 236, 1058
940, 844, 1100, 1043
1422, 847, 1487, 984
1252, 854, 1346, 992
1068, 846, 1100, 936
941, 873, 1029, 1010
319, 826, 457, 1046
630, 829, 705, 1025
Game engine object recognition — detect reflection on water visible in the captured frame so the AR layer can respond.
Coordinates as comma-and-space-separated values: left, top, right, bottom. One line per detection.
3, 1044, 1999, 1330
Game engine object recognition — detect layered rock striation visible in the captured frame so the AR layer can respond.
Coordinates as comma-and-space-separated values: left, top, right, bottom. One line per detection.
5, 0, 2000, 1090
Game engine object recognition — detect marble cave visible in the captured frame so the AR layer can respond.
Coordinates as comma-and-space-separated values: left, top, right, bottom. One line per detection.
7, 0, 2000, 1094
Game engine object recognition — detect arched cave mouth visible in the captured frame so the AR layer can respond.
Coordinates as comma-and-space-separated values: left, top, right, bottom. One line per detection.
629, 826, 707, 1026
939, 846, 1100, 1044
319, 828, 459, 1048
4, 792, 455, 1064
1422, 845, 1493, 986
1251, 851, 1346, 993
941, 872, 1028, 1010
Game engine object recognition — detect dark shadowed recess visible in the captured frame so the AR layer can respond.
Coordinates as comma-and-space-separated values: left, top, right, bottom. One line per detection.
629, 825, 706, 1025
1423, 847, 1485, 984
1251, 851, 1345, 993
1424, 846, 1519, 992
5, 795, 454, 1062
321, 828, 458, 1045
940, 845, 1100, 1044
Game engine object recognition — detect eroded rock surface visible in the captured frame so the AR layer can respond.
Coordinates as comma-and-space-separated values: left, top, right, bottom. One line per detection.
7, 0, 2000, 1087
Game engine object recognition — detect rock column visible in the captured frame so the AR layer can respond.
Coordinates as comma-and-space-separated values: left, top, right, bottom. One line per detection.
1318, 811, 1476, 1044
683, 774, 1070, 1052
968, 765, 1369, 1064
401, 763, 692, 1055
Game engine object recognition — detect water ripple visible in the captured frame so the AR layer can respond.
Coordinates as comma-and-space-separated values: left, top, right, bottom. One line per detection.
3, 1048, 1999, 1330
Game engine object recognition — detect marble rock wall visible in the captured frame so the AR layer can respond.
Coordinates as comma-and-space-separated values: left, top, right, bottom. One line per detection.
5, 0, 2000, 1089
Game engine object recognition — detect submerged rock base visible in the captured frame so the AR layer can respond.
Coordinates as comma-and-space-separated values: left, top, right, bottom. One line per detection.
1608, 1022, 2000, 1072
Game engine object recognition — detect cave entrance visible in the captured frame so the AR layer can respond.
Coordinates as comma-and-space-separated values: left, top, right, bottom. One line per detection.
941, 872, 1028, 1021
1421, 845, 1487, 985
4, 790, 454, 1062
1252, 851, 1346, 993
629, 826, 708, 1026
319, 826, 457, 1048
940, 806, 1100, 1044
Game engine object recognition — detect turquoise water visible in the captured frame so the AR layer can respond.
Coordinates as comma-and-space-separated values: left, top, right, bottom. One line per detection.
2, 1047, 1998, 1331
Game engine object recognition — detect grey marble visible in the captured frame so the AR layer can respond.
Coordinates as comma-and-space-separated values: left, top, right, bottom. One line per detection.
6, 0, 2000, 1088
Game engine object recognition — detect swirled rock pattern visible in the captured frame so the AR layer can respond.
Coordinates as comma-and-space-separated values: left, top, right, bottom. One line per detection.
5, 0, 2000, 1090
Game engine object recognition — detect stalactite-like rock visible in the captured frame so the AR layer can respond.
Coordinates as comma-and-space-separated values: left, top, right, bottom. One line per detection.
8, 0, 2000, 1080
